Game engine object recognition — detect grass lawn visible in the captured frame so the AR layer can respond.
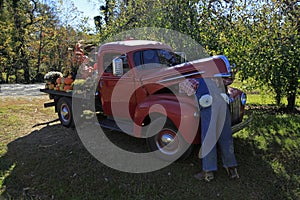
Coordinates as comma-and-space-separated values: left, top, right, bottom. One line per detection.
0, 94, 299, 199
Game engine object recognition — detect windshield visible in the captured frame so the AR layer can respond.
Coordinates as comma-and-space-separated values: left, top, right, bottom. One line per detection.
133, 49, 186, 70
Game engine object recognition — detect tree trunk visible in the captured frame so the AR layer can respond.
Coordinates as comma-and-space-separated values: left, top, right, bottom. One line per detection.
36, 26, 43, 75
275, 92, 281, 106
5, 71, 9, 83
23, 61, 30, 83
287, 91, 296, 112
15, 68, 18, 83
286, 66, 299, 112
21, 50, 30, 83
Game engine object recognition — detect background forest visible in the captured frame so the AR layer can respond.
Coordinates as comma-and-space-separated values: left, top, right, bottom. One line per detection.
0, 0, 299, 110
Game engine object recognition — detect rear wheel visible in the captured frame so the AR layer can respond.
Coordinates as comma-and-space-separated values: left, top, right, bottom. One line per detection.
57, 97, 74, 128
146, 117, 193, 161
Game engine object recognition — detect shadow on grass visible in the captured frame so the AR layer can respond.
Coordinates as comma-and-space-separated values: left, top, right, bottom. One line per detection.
0, 118, 298, 200
235, 107, 300, 199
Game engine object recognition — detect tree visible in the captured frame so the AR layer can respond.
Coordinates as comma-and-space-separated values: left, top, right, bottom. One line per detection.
223, 0, 299, 111
0, 0, 14, 83
0, 0, 91, 83
10, 0, 40, 83
30, 2, 60, 81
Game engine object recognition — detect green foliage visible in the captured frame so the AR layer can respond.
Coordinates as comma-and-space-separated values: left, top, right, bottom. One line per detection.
94, 0, 299, 110
221, 1, 299, 110
1, 0, 299, 109
0, 0, 91, 83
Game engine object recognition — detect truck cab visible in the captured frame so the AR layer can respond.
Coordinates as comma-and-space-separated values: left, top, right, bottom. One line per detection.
96, 40, 247, 160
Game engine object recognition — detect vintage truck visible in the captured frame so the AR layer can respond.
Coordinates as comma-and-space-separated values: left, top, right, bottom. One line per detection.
41, 40, 248, 160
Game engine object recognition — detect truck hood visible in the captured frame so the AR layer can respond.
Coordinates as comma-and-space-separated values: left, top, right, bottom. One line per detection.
138, 55, 231, 91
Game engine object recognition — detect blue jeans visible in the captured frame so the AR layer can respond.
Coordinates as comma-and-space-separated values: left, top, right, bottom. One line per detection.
200, 106, 237, 171
196, 78, 237, 171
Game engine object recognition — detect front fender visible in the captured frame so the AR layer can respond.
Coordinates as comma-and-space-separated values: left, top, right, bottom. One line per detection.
228, 87, 246, 125
133, 95, 200, 144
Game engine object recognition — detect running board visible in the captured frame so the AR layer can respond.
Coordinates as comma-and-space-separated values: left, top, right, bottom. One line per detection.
99, 116, 250, 136
99, 119, 134, 135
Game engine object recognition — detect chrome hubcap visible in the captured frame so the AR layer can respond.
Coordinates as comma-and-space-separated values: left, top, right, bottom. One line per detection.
161, 134, 175, 145
156, 129, 179, 155
61, 104, 70, 123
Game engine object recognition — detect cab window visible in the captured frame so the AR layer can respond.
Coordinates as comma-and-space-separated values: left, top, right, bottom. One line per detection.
103, 53, 121, 73
103, 53, 130, 74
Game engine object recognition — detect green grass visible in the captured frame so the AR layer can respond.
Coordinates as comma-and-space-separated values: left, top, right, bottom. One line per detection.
0, 95, 299, 199
231, 80, 300, 107
246, 93, 300, 107
235, 109, 300, 199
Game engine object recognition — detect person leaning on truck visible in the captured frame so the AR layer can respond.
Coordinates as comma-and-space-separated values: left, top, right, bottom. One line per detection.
196, 77, 239, 182
180, 77, 239, 182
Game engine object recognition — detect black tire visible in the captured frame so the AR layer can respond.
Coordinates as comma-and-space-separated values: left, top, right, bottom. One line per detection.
146, 117, 193, 161
57, 97, 74, 128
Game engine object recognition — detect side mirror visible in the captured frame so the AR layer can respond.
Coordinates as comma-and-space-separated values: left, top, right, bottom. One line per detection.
112, 57, 123, 76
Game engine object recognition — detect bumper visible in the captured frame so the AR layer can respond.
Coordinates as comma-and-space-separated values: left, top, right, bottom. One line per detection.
232, 116, 252, 134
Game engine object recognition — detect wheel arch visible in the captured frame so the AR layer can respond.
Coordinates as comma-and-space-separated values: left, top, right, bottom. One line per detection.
133, 97, 200, 144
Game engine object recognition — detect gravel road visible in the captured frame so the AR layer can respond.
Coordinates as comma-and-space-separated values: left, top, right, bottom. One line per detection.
0, 83, 47, 96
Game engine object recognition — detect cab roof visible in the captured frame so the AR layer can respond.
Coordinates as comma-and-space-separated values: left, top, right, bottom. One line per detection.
98, 40, 173, 54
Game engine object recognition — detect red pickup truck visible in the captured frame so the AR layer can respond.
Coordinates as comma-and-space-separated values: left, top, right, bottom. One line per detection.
41, 40, 248, 160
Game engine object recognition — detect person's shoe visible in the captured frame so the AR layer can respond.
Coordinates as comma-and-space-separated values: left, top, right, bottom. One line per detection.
194, 171, 214, 182
226, 167, 240, 179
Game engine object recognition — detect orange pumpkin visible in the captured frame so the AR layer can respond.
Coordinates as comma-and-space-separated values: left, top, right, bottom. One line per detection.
64, 77, 74, 85
64, 85, 73, 91
56, 77, 62, 84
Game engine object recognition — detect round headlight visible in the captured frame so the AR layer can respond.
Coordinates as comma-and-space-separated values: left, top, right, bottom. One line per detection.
241, 93, 247, 106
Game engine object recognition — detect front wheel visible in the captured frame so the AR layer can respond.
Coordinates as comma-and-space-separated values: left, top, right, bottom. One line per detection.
57, 97, 74, 128
146, 117, 193, 161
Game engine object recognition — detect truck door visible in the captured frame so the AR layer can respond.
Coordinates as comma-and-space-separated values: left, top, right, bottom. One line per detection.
99, 53, 137, 119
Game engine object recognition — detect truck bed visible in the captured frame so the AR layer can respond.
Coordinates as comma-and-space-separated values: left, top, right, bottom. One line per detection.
40, 88, 102, 112
40, 88, 97, 100
40, 88, 73, 98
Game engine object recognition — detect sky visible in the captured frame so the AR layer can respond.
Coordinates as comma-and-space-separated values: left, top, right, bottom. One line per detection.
72, 0, 101, 28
